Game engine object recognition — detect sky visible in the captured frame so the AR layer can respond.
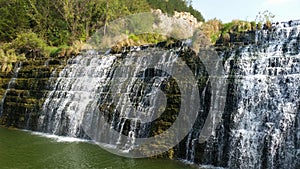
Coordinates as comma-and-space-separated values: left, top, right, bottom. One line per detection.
192, 0, 300, 23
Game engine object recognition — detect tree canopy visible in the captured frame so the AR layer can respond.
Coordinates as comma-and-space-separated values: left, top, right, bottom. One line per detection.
146, 0, 204, 22
0, 0, 204, 46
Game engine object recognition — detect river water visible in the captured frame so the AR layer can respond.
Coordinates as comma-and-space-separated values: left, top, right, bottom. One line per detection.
0, 127, 207, 169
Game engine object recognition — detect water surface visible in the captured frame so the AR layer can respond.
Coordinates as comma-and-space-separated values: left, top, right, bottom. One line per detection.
0, 127, 200, 169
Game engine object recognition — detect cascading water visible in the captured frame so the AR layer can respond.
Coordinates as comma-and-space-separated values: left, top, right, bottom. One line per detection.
38, 52, 117, 137
1, 18, 299, 168
38, 45, 207, 155
223, 21, 300, 168
177, 21, 300, 169
0, 62, 22, 116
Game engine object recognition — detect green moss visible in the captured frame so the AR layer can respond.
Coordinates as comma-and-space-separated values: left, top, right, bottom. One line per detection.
44, 46, 59, 58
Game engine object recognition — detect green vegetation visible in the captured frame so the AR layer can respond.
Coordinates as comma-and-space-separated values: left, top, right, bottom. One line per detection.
128, 33, 167, 45
0, 49, 25, 74
200, 17, 274, 45
0, 0, 152, 45
198, 10, 276, 45
10, 32, 48, 58
0, 0, 205, 73
0, 0, 203, 45
0, 0, 274, 74
200, 19, 223, 44
146, 0, 204, 22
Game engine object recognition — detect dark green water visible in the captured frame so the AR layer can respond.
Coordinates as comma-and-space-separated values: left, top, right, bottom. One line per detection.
0, 127, 199, 169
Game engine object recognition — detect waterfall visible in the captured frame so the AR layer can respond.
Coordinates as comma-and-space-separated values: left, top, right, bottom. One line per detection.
0, 62, 22, 116
38, 46, 205, 157
38, 53, 117, 136
1, 19, 298, 168
224, 21, 300, 169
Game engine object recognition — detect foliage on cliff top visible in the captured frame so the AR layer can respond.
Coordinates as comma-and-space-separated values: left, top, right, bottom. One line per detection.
146, 0, 204, 22
0, 0, 204, 45
0, 0, 151, 45
0, 0, 205, 74
200, 10, 276, 45
200, 19, 259, 44
0, 48, 25, 74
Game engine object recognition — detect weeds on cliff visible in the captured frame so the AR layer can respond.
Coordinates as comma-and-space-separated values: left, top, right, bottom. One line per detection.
10, 32, 48, 58
0, 48, 25, 74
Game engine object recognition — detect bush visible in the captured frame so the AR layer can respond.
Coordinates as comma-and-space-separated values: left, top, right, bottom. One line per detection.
46, 41, 86, 58
201, 19, 223, 44
128, 33, 167, 45
10, 32, 48, 58
257, 22, 262, 30
203, 19, 259, 44
1, 32, 75, 59
250, 21, 256, 31
221, 33, 231, 43
0, 48, 25, 74
43, 46, 60, 58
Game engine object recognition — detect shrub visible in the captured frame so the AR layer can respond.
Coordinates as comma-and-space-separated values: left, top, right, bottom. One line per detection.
43, 46, 60, 58
221, 33, 231, 43
0, 48, 25, 74
201, 19, 223, 44
265, 20, 272, 30
128, 33, 167, 45
250, 21, 256, 31
46, 41, 86, 58
257, 22, 262, 30
10, 32, 48, 58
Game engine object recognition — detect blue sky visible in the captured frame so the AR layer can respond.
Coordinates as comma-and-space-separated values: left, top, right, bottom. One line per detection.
192, 0, 300, 23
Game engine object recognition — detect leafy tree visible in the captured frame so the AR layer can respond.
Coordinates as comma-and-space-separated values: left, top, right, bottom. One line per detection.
123, 0, 150, 13
0, 0, 204, 49
0, 0, 30, 42
26, 0, 69, 45
146, 0, 204, 22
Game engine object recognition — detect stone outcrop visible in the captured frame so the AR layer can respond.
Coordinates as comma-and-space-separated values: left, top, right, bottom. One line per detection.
173, 11, 202, 27
0, 57, 64, 129
151, 9, 202, 39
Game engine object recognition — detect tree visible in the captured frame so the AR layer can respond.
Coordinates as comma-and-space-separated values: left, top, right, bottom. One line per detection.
0, 0, 30, 42
146, 0, 204, 22
123, 0, 150, 13
0, 0, 204, 47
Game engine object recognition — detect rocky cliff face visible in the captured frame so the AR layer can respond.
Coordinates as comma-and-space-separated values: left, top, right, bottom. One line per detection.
188, 20, 300, 168
0, 58, 63, 129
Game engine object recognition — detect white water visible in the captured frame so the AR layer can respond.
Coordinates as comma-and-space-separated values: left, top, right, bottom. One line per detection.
30, 131, 90, 143
38, 54, 117, 136
225, 23, 300, 169
35, 21, 300, 168
0, 62, 22, 116
38, 46, 201, 156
